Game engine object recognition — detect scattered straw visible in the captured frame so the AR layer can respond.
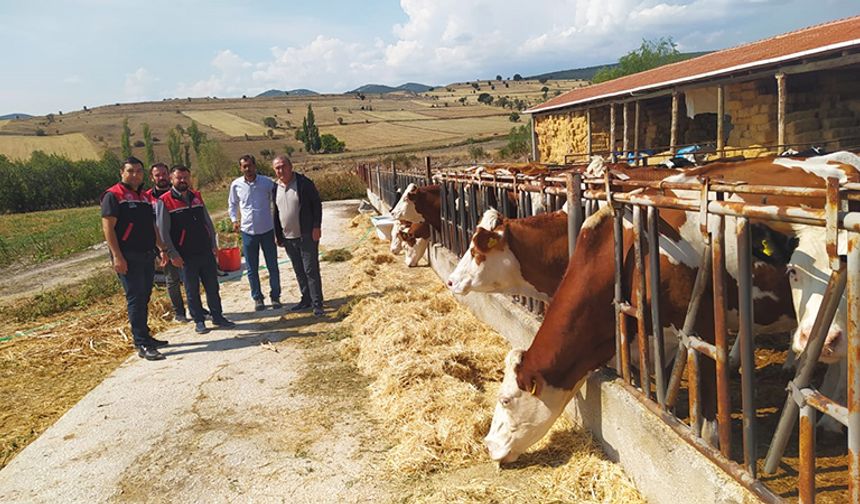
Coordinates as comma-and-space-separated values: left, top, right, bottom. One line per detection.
321, 248, 353, 262
338, 214, 645, 502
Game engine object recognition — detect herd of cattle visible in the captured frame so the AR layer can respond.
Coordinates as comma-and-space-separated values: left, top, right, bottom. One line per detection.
384, 151, 860, 465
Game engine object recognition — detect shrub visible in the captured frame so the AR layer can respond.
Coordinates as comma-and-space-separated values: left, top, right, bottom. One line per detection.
320, 134, 345, 154
314, 172, 366, 201
263, 116, 277, 128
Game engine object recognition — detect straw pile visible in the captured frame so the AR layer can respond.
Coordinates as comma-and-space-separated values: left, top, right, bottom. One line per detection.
340, 214, 645, 502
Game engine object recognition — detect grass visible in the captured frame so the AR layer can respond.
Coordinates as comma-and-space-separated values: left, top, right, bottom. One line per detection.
315, 171, 367, 201
0, 187, 229, 269
0, 133, 99, 161
0, 270, 121, 322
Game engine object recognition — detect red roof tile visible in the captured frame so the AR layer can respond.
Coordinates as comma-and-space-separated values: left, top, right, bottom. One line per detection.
527, 16, 860, 114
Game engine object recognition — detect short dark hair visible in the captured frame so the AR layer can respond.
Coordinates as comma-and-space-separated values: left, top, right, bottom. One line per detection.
170, 164, 191, 173
239, 154, 256, 166
123, 156, 144, 167
150, 162, 169, 172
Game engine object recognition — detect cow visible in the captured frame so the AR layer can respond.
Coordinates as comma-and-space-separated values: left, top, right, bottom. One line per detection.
484, 154, 860, 462
390, 220, 408, 255
390, 183, 441, 232
397, 221, 430, 267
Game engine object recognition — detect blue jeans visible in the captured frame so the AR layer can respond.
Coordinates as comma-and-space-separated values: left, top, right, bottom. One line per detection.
182, 252, 223, 323
282, 235, 323, 309
117, 250, 155, 347
241, 230, 281, 302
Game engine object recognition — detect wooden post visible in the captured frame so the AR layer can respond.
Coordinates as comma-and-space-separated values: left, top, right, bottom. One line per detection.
530, 114, 538, 162
776, 72, 787, 152
622, 102, 629, 162
716, 85, 725, 157
586, 108, 593, 156
609, 103, 617, 162
670, 91, 679, 155
425, 156, 432, 183
634, 101, 640, 165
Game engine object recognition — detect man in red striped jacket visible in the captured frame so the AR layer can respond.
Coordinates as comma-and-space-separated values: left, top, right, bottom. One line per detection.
101, 156, 170, 361
155, 165, 234, 335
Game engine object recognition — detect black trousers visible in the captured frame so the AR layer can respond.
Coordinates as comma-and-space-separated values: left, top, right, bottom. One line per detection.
282, 235, 323, 309
117, 250, 155, 347
182, 252, 223, 322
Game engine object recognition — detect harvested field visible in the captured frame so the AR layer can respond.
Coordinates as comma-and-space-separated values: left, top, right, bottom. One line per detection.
181, 110, 269, 137
336, 213, 645, 502
361, 110, 433, 121
0, 120, 9, 130
329, 116, 509, 150
0, 133, 99, 161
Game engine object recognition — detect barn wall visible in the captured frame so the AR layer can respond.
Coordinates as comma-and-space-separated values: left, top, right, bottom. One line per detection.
783, 67, 860, 150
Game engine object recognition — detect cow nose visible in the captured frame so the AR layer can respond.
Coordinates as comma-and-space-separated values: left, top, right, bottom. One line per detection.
447, 279, 453, 287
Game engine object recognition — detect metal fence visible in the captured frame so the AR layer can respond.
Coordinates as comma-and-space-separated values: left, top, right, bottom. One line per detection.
360, 160, 860, 503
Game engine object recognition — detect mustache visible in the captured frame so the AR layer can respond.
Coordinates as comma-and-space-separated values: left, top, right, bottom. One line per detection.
155, 180, 171, 188
174, 182, 189, 190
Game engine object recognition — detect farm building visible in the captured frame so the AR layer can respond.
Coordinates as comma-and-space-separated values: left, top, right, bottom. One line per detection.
526, 16, 860, 164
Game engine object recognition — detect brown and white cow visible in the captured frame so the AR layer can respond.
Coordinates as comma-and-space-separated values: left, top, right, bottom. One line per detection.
485, 154, 860, 461
391, 183, 441, 232
396, 221, 430, 267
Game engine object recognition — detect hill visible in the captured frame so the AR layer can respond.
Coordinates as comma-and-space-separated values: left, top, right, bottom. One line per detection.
0, 113, 33, 120
349, 82, 433, 94
255, 88, 319, 98
526, 51, 712, 81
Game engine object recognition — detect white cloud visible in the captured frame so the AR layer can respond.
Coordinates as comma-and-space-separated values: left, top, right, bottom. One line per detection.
63, 75, 82, 85
124, 67, 158, 101
173, 0, 852, 97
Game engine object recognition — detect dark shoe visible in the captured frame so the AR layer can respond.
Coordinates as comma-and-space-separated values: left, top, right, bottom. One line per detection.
137, 346, 166, 361
313, 307, 325, 317
290, 301, 311, 312
212, 316, 235, 328
202, 308, 211, 320
255, 299, 266, 311
271, 298, 282, 309
195, 321, 210, 334
148, 337, 169, 348
174, 314, 189, 323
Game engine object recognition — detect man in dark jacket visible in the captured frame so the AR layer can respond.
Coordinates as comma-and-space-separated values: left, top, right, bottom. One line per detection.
155, 165, 235, 334
271, 156, 325, 316
101, 156, 170, 360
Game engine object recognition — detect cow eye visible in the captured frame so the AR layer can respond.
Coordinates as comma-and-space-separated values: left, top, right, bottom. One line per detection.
499, 395, 513, 407
786, 267, 797, 279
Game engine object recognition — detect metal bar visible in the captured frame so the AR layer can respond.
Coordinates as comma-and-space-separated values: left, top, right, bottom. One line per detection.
799, 402, 816, 504
826, 177, 840, 271
798, 387, 849, 426
565, 173, 577, 257
634, 101, 641, 166
622, 102, 629, 159
670, 91, 679, 155
617, 303, 638, 318
613, 204, 628, 378
737, 217, 757, 477
458, 182, 467, 257
848, 231, 860, 504
633, 205, 651, 399
425, 156, 432, 183
712, 210, 732, 458
687, 336, 718, 360
776, 72, 786, 152
763, 264, 847, 475
688, 347, 702, 436
647, 206, 666, 408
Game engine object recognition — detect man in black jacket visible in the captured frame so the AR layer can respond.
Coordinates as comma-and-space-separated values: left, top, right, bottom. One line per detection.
272, 156, 325, 316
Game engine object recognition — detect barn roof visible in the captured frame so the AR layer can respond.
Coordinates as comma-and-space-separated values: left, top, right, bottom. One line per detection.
526, 16, 860, 115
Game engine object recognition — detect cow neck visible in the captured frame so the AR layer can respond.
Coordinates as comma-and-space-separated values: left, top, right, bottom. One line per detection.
519, 207, 619, 391
504, 211, 569, 298
414, 185, 441, 231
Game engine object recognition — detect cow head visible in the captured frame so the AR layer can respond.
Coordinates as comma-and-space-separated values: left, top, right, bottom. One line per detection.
391, 183, 423, 223
390, 220, 408, 255
447, 209, 520, 295
403, 225, 429, 267
788, 226, 847, 363
484, 349, 574, 463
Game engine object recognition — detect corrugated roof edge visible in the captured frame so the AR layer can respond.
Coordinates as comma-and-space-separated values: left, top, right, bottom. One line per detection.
525, 16, 860, 115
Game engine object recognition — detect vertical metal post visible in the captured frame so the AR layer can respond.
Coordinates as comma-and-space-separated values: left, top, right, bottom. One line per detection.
622, 102, 629, 162
647, 206, 666, 407
468, 183, 479, 238
566, 173, 583, 257
633, 205, 650, 399
688, 346, 702, 436
716, 85, 725, 157
798, 402, 816, 504
613, 207, 629, 380
458, 182, 467, 257
586, 108, 593, 157
776, 72, 786, 152
847, 231, 860, 503
712, 211, 732, 457
634, 101, 641, 166
440, 180, 448, 250
670, 91, 679, 155
609, 103, 617, 162
737, 217, 757, 477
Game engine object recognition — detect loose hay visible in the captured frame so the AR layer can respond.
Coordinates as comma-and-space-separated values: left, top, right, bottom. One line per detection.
338, 215, 644, 502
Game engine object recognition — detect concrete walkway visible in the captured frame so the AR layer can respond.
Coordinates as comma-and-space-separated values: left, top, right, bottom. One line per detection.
0, 200, 391, 504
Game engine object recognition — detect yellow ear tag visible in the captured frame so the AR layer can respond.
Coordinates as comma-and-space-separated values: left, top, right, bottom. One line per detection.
530, 381, 537, 395
487, 237, 498, 249
761, 238, 774, 257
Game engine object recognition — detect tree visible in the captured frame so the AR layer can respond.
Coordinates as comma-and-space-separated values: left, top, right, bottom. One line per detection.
471, 82, 480, 90
320, 133, 345, 153
142, 123, 156, 166
477, 93, 493, 105
499, 124, 531, 159
496, 75, 502, 81
538, 77, 548, 84
513, 73, 523, 81
263, 116, 278, 128
509, 111, 520, 122
121, 118, 132, 158
167, 127, 182, 166
184, 144, 191, 169
468, 145, 485, 162
187, 120, 206, 155
541, 86, 550, 99
592, 37, 684, 83
35, 128, 46, 136
301, 105, 321, 153
284, 145, 295, 156
266, 129, 275, 139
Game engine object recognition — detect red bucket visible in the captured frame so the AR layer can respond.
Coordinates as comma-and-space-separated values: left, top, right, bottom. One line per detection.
217, 247, 241, 271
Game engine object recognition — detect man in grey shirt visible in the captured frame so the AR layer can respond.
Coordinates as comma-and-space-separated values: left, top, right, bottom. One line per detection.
272, 156, 324, 317
229, 155, 281, 311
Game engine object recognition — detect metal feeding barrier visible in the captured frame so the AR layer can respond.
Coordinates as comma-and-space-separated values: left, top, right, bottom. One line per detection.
361, 159, 860, 503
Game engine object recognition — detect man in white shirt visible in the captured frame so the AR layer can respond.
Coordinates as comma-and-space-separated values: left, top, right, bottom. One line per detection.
228, 155, 281, 311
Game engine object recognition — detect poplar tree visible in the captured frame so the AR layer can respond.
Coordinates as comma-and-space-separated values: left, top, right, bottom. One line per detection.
142, 123, 156, 166
121, 118, 132, 158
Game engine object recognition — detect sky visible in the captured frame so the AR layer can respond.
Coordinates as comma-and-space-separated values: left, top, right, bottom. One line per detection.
1, 0, 857, 116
